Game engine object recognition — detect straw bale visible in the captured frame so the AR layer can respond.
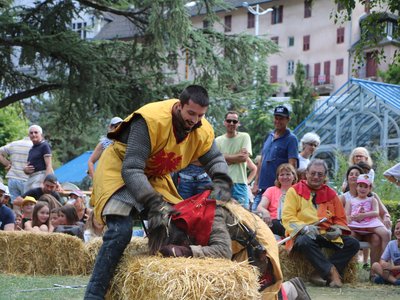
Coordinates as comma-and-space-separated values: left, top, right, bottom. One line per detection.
0, 231, 87, 275
106, 256, 261, 300
84, 236, 149, 272
279, 246, 358, 284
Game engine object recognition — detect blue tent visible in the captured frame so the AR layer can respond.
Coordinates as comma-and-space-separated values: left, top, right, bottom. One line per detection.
55, 151, 93, 183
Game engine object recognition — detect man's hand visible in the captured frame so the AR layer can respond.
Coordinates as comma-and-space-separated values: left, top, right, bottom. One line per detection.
159, 244, 192, 257
209, 172, 233, 201
324, 226, 342, 240
300, 225, 319, 240
23, 164, 35, 175
146, 194, 175, 233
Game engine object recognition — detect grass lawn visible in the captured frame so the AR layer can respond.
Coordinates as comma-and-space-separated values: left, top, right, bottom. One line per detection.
0, 266, 399, 299
0, 274, 88, 300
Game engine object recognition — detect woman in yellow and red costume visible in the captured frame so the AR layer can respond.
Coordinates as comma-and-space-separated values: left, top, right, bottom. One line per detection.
85, 85, 233, 299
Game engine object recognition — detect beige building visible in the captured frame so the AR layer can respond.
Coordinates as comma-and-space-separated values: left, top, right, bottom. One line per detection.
185, 0, 399, 96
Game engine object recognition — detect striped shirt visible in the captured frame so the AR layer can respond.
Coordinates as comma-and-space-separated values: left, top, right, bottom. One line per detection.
0, 137, 33, 181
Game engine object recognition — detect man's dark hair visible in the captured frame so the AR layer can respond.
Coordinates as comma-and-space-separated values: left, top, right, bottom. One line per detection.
224, 111, 239, 119
179, 85, 209, 107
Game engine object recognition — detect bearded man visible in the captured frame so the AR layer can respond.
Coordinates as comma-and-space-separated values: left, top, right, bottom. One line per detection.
85, 85, 232, 299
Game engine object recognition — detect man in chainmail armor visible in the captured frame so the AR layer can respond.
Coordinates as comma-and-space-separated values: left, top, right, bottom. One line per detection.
85, 85, 232, 299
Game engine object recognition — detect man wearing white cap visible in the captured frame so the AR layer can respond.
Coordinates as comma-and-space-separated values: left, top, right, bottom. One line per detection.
87, 117, 123, 179
0, 182, 15, 231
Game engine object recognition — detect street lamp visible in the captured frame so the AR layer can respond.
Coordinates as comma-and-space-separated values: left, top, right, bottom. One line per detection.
242, 2, 273, 85
242, 2, 273, 37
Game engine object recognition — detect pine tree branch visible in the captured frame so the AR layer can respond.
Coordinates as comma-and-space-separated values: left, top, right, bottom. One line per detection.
77, 0, 149, 27
0, 84, 62, 108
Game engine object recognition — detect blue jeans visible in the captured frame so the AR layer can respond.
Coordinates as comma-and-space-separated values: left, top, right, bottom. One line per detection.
177, 179, 211, 200
84, 214, 133, 300
7, 178, 25, 203
231, 183, 249, 208
251, 189, 265, 211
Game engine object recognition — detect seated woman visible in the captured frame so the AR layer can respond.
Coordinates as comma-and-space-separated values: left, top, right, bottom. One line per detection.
256, 163, 298, 237
24, 202, 52, 232
340, 165, 392, 275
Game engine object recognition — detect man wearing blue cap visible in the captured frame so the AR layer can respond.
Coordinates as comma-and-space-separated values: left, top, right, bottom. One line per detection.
252, 105, 298, 211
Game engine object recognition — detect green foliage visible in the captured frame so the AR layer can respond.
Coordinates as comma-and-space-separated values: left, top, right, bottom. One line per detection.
288, 61, 316, 129
382, 200, 400, 228
379, 63, 400, 84
0, 103, 30, 179
0, 1, 278, 163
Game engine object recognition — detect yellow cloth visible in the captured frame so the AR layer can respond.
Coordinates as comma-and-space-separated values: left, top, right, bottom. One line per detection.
282, 185, 350, 251
91, 99, 214, 223
221, 201, 283, 300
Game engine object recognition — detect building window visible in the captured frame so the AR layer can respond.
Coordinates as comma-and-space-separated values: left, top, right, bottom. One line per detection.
203, 20, 210, 28
305, 64, 310, 79
304, 0, 312, 18
303, 35, 310, 51
324, 61, 331, 83
287, 60, 295, 75
337, 27, 345, 43
72, 22, 87, 39
288, 36, 294, 47
271, 36, 279, 45
247, 12, 255, 28
336, 59, 344, 75
224, 15, 232, 32
314, 62, 321, 85
270, 65, 278, 83
271, 5, 283, 25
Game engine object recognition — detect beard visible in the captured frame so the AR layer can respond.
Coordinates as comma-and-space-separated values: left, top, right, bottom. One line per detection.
172, 105, 201, 142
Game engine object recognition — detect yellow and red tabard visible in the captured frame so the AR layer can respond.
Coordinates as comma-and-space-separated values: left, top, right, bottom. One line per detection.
282, 180, 351, 251
91, 99, 214, 223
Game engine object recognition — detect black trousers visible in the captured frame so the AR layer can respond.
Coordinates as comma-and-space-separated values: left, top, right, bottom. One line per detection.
293, 234, 360, 279
84, 214, 134, 299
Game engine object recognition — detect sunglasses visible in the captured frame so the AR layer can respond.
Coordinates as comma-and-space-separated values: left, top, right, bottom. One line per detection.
29, 131, 39, 134
225, 119, 239, 124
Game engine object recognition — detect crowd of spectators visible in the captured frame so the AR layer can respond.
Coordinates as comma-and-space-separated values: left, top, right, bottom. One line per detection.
1, 104, 400, 290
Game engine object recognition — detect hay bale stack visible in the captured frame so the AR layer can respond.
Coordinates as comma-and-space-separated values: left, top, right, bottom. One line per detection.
106, 256, 261, 300
84, 236, 149, 272
0, 231, 87, 275
279, 246, 358, 284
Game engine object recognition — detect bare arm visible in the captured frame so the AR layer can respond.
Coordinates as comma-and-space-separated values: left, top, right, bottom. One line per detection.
344, 197, 352, 223
256, 195, 271, 225
246, 157, 257, 184
251, 156, 263, 194
384, 174, 400, 186
88, 143, 104, 178
223, 149, 249, 165
44, 155, 53, 175
0, 153, 11, 170
288, 158, 297, 168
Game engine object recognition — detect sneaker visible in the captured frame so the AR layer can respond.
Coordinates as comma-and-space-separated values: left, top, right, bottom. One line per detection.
373, 276, 386, 285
